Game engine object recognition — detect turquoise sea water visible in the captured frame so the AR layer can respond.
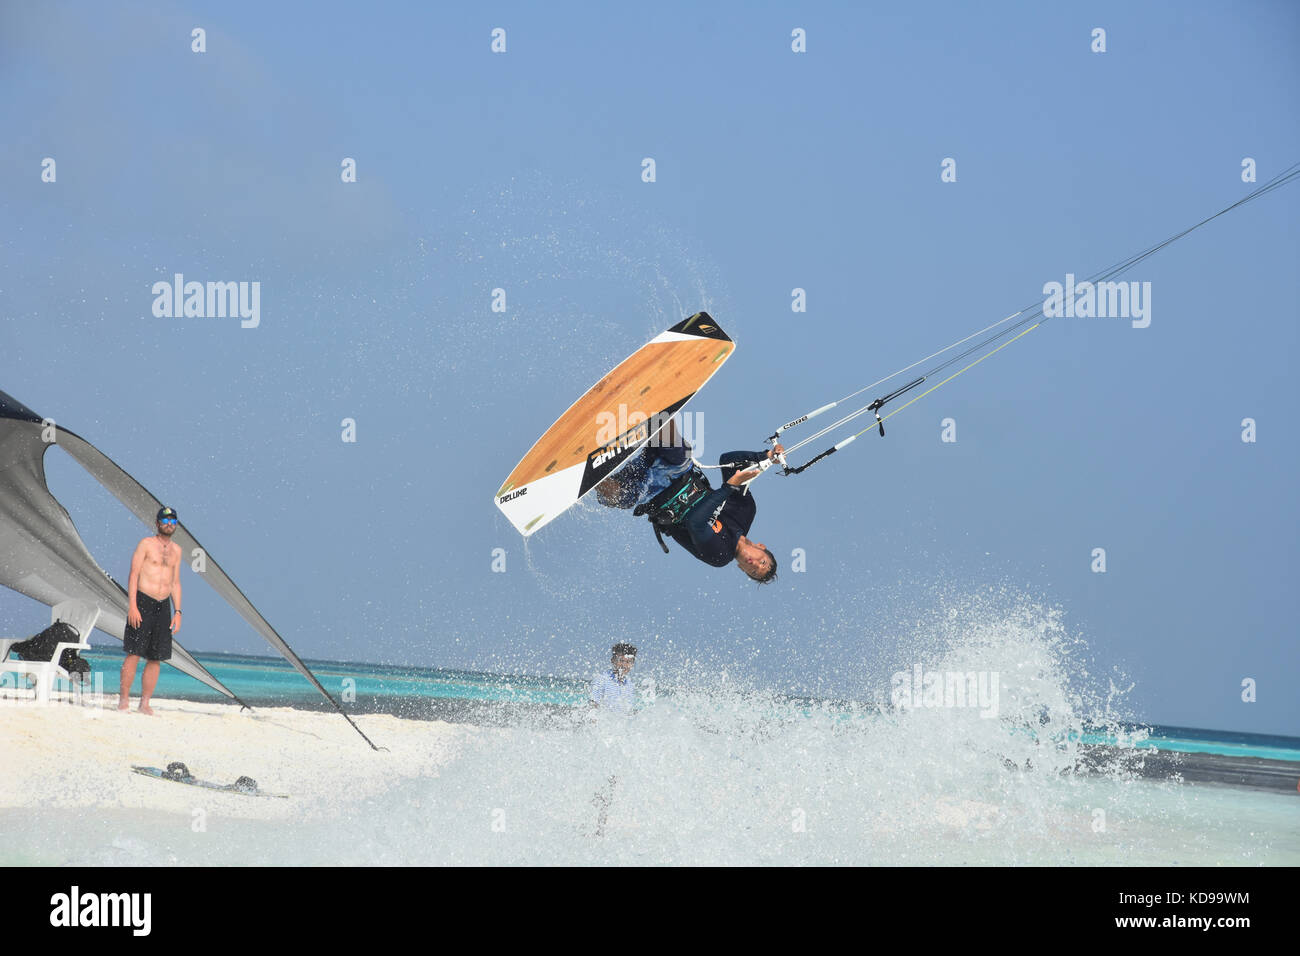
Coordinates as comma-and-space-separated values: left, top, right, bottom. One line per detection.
84, 646, 585, 718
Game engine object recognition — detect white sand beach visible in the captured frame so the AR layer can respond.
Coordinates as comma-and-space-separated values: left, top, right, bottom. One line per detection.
0, 690, 466, 822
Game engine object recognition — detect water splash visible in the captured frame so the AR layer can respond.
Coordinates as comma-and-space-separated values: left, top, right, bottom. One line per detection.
14, 592, 1294, 866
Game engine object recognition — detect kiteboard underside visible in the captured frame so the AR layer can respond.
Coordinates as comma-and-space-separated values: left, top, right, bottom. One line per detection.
495, 312, 734, 536
131, 764, 288, 799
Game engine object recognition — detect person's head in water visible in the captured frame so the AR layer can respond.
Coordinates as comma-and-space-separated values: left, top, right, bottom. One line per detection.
610, 643, 637, 677
735, 536, 776, 584
156, 506, 179, 537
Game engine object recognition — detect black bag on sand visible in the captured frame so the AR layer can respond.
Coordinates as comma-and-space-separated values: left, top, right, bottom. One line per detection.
9, 621, 91, 680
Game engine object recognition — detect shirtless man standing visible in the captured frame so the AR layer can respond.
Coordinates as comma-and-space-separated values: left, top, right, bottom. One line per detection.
118, 506, 183, 715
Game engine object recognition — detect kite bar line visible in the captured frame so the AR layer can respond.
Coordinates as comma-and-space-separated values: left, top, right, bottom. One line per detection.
767, 163, 1300, 478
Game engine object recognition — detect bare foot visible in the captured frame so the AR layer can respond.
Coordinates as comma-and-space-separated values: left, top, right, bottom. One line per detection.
595, 479, 618, 506
596, 478, 632, 508
117, 697, 130, 711
138, 703, 155, 716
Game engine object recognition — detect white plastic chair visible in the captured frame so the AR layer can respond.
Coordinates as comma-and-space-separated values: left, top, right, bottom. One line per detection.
0, 600, 100, 702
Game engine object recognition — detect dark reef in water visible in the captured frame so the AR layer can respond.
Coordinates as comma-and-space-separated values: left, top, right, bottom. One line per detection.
1077, 746, 1300, 794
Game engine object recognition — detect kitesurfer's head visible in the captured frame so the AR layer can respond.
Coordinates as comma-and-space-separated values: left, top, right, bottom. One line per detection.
156, 506, 178, 536
735, 536, 776, 584
611, 643, 637, 676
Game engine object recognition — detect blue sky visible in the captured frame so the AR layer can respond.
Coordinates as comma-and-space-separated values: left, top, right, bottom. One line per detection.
2, 1, 1297, 735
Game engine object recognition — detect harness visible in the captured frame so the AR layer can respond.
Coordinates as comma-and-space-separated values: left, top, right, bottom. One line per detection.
632, 467, 713, 554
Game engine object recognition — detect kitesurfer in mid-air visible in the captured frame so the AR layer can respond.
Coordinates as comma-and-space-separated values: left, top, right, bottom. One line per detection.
596, 418, 780, 583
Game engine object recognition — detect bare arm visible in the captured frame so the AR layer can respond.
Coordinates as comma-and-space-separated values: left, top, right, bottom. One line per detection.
126, 539, 147, 628
725, 444, 784, 486
170, 544, 183, 633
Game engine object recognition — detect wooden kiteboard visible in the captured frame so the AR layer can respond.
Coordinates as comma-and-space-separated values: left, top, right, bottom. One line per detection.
494, 312, 734, 536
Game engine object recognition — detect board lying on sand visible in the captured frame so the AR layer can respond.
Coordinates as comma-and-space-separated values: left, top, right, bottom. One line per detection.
494, 312, 735, 536
131, 763, 288, 799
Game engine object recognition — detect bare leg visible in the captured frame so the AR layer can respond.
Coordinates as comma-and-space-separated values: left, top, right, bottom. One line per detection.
658, 415, 692, 459
139, 660, 160, 715
596, 415, 686, 508
662, 416, 681, 449
118, 655, 139, 710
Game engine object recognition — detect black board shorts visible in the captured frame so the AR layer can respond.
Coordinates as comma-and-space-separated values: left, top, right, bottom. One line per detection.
123, 593, 173, 661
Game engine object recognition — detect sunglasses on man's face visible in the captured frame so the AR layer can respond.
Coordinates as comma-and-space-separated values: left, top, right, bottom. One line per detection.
159, 519, 177, 526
